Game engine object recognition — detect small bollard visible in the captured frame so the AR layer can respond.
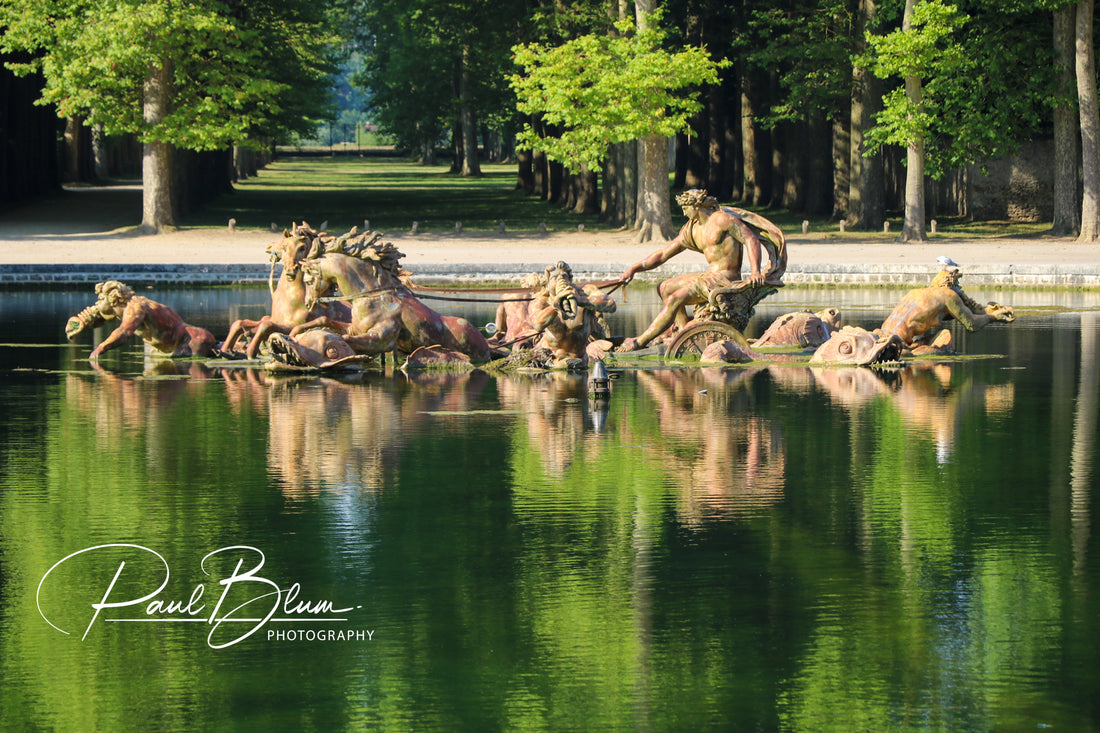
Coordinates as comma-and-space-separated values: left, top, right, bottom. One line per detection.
364, 219, 370, 231
884, 221, 890, 233
578, 223, 585, 232
539, 222, 547, 235
839, 220, 846, 233
498, 221, 506, 233
455, 221, 462, 233
930, 219, 937, 234
411, 221, 419, 235
319, 220, 328, 232
801, 220, 809, 234
270, 222, 280, 233
228, 218, 237, 232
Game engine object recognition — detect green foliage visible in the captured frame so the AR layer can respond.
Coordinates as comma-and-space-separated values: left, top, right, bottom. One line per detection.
861, 0, 1055, 178
743, 0, 857, 125
862, 0, 968, 178
0, 0, 338, 149
342, 0, 527, 156
510, 15, 727, 173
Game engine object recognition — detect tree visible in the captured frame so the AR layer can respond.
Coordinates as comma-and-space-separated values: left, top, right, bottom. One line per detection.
864, 0, 1057, 237
510, 11, 725, 241
1077, 0, 1100, 240
865, 0, 967, 241
0, 0, 337, 232
743, 0, 856, 216
1052, 3, 1079, 234
345, 0, 526, 172
849, 0, 886, 231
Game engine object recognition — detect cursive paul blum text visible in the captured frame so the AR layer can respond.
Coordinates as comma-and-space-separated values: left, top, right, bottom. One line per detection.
36, 544, 371, 649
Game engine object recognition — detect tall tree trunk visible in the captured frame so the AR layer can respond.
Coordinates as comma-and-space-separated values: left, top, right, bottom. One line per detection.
460, 104, 480, 176
1078, 0, 1100, 241
899, 0, 927, 242
458, 49, 481, 177
705, 86, 725, 196
631, 0, 673, 241
633, 135, 675, 241
805, 112, 831, 216
833, 108, 851, 220
850, 0, 885, 230
613, 139, 638, 227
449, 118, 463, 173
725, 78, 742, 202
547, 158, 564, 204
516, 147, 534, 193
141, 59, 176, 233
1054, 4, 1080, 234
740, 67, 769, 206
772, 123, 791, 209
92, 125, 109, 180
573, 167, 599, 214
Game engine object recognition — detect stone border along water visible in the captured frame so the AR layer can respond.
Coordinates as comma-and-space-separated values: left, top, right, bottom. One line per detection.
2, 262, 1100, 288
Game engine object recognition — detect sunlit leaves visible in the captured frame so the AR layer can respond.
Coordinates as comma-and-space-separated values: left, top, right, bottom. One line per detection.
509, 15, 726, 173
860, 0, 1053, 178
0, 0, 337, 149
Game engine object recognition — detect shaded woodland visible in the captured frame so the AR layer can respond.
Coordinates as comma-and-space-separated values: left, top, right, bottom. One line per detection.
0, 1, 1088, 236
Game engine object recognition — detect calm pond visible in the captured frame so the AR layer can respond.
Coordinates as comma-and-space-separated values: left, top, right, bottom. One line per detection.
1, 285, 1099, 731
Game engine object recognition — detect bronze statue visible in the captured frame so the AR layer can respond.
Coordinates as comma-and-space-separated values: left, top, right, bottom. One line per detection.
525, 261, 617, 367
65, 281, 217, 360
292, 242, 491, 362
699, 325, 902, 367
752, 308, 841, 348
221, 223, 353, 358
489, 271, 552, 350
808, 326, 903, 366
617, 189, 786, 351
266, 329, 372, 371
877, 268, 1015, 355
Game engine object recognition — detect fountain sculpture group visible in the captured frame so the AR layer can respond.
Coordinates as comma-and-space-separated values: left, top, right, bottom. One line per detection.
64, 190, 1017, 372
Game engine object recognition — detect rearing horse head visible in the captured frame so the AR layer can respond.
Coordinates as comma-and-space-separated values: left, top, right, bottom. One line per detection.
267, 222, 320, 286
299, 257, 341, 312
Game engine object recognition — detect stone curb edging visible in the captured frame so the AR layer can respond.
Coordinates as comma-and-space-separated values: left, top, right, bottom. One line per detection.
2, 262, 1099, 288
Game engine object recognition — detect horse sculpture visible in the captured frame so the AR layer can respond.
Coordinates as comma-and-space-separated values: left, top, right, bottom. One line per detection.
293, 242, 491, 362
221, 223, 354, 358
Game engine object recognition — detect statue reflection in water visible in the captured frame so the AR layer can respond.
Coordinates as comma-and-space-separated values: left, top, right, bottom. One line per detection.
496, 372, 606, 477
775, 363, 1015, 464
634, 368, 787, 524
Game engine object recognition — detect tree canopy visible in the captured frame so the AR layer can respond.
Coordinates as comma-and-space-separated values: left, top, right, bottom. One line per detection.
510, 16, 726, 174
0, 0, 338, 149
863, 0, 1057, 179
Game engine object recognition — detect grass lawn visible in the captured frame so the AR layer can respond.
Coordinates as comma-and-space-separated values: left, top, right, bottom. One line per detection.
189, 150, 1053, 240
190, 152, 606, 235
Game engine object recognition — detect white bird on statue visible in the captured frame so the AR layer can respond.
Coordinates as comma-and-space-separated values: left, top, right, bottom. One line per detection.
937, 255, 959, 268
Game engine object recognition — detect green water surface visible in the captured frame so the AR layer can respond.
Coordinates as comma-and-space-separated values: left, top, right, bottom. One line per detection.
0, 291, 1098, 731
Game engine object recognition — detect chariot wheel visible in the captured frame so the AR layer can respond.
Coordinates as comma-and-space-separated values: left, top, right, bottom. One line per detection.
664, 320, 748, 359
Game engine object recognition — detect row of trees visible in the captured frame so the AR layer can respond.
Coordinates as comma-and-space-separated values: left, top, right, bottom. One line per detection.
3, 0, 1100, 242
350, 0, 1096, 242
0, 0, 338, 231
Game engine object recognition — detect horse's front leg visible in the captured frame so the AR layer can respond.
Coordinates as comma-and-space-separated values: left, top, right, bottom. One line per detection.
222, 318, 261, 354
246, 317, 289, 358
289, 316, 349, 338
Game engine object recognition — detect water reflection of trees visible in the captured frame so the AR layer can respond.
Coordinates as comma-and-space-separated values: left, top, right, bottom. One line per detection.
11, 335, 1100, 730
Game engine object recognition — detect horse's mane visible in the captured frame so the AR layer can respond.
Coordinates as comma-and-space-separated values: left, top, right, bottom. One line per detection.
288, 221, 414, 287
